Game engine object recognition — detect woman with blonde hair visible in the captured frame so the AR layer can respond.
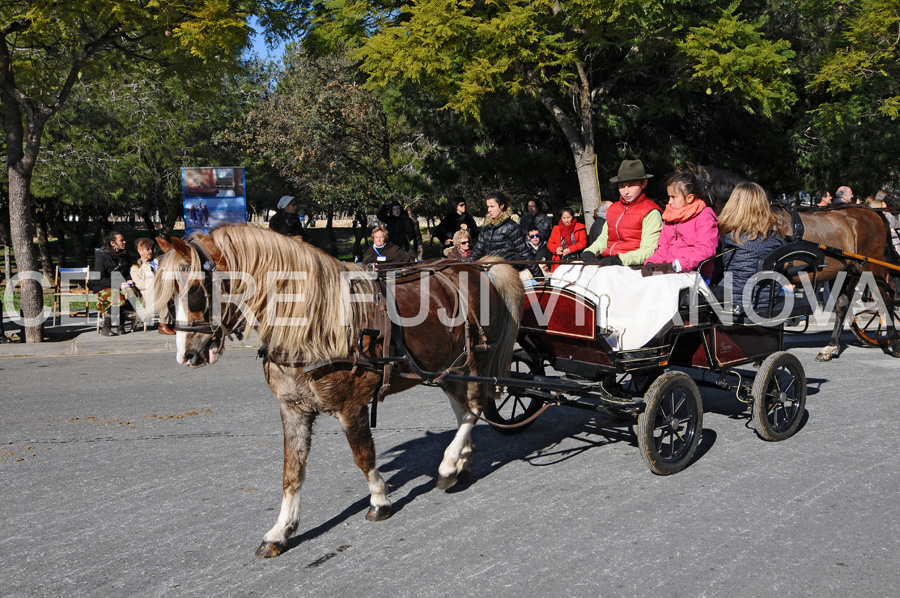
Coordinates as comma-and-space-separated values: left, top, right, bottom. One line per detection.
717, 181, 784, 313
444, 229, 472, 260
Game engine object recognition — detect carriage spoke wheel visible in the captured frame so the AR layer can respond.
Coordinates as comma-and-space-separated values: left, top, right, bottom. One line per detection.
751, 351, 806, 441
850, 280, 900, 348
482, 353, 545, 435
637, 371, 703, 476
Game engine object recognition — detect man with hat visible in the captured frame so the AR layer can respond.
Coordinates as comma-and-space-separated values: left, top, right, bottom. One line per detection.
582, 159, 662, 266
269, 195, 304, 238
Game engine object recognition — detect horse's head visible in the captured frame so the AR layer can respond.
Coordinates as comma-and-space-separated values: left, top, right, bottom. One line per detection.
155, 235, 233, 368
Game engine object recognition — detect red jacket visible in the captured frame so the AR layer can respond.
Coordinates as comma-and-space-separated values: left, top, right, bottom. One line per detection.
547, 221, 588, 272
603, 195, 661, 256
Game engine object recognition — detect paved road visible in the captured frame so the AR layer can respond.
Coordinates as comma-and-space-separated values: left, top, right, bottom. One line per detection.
2, 329, 899, 597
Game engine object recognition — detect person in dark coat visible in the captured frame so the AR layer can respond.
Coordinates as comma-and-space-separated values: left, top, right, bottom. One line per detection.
587, 200, 613, 245
90, 230, 135, 336
717, 181, 785, 315
518, 199, 552, 242
523, 226, 552, 279
269, 195, 304, 238
435, 198, 479, 249
468, 191, 543, 279
377, 202, 417, 252
363, 226, 414, 268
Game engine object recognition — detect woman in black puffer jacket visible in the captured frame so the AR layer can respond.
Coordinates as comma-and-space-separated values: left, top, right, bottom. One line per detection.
468, 191, 543, 279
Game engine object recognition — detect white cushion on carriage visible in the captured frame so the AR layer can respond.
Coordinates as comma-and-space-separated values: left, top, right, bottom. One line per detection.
549, 264, 714, 351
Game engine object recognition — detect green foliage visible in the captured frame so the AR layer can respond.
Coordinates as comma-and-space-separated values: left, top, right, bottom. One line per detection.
680, 3, 797, 118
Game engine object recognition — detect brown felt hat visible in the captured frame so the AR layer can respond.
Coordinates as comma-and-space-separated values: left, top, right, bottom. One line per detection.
609, 160, 653, 183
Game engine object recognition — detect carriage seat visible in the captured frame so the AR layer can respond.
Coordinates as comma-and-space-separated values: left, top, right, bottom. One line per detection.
708, 240, 825, 324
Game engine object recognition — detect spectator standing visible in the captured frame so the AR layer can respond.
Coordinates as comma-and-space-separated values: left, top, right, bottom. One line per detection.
468, 190, 543, 278
518, 199, 552, 243
269, 196, 304, 238
377, 202, 417, 251
435, 198, 479, 248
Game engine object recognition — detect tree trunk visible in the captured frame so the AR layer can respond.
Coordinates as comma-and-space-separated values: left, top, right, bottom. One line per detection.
7, 167, 45, 342
34, 205, 54, 281
533, 70, 601, 230
326, 207, 338, 256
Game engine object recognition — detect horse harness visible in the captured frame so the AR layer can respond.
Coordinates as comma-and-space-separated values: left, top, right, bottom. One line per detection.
172, 238, 244, 352
263, 261, 494, 427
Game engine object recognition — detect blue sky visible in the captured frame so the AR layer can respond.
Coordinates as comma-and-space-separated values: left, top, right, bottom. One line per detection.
248, 18, 289, 61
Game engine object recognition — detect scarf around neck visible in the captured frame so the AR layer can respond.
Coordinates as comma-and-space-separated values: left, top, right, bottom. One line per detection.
662, 199, 707, 223
557, 220, 577, 246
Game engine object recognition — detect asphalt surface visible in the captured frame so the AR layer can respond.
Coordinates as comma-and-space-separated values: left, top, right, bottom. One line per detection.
2, 318, 899, 597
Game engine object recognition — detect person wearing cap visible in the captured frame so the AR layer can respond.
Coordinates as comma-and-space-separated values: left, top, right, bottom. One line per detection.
269, 195, 304, 238
581, 160, 663, 267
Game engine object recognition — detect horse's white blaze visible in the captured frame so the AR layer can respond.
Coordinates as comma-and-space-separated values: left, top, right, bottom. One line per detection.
263, 490, 302, 544
174, 299, 188, 364
367, 469, 390, 508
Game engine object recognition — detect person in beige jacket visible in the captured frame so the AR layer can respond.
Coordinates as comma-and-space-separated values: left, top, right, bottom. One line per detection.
131, 238, 175, 335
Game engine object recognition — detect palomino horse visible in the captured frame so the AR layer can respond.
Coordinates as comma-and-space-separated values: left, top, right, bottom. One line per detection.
152, 225, 524, 558
690, 164, 899, 361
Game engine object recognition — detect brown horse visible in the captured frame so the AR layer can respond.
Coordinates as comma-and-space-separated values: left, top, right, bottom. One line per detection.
151, 225, 524, 557
691, 164, 899, 361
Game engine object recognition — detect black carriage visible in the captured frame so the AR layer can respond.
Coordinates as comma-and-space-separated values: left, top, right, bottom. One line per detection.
481, 241, 826, 475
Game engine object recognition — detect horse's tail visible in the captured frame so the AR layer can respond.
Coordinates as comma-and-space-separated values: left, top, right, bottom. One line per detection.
479, 257, 525, 383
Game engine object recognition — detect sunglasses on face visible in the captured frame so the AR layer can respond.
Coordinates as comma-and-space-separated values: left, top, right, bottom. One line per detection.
459, 241, 470, 245
528, 234, 541, 238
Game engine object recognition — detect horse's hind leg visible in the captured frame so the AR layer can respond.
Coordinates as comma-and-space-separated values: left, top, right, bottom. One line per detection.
256, 405, 316, 559
338, 405, 392, 522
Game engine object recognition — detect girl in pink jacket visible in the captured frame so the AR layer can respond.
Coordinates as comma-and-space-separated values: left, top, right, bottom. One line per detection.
642, 171, 719, 279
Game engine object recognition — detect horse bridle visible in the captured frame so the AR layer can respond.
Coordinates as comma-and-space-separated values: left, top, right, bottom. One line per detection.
172, 239, 241, 349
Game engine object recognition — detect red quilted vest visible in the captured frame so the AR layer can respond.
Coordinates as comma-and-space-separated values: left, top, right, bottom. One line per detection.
602, 195, 661, 256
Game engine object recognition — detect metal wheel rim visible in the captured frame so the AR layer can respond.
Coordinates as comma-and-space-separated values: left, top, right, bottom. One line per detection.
649, 386, 699, 464
762, 362, 803, 434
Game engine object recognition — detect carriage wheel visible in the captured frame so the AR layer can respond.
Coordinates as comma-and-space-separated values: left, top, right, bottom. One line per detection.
751, 352, 806, 442
482, 353, 545, 435
637, 371, 703, 476
849, 279, 900, 348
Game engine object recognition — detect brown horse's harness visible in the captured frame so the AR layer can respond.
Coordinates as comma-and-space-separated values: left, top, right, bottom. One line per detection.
260, 260, 496, 427
172, 238, 244, 353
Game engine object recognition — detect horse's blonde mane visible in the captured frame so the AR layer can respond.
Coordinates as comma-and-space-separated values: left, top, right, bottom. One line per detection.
154, 225, 373, 366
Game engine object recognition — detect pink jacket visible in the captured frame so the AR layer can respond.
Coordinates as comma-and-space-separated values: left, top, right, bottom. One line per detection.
646, 207, 719, 277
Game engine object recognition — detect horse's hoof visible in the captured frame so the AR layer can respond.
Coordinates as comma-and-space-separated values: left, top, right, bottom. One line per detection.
455, 470, 471, 487
814, 352, 834, 362
436, 472, 457, 491
255, 541, 286, 559
366, 504, 392, 522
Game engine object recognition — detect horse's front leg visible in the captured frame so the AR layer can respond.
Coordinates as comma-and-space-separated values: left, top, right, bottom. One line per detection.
338, 405, 392, 522
437, 385, 480, 490
256, 404, 316, 558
